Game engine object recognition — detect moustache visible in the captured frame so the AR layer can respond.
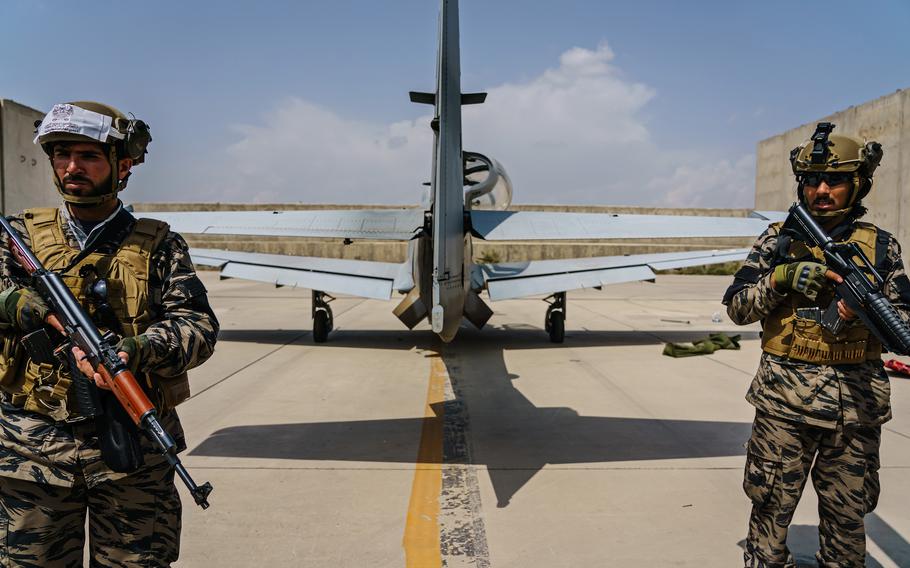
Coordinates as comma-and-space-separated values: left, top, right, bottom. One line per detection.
62, 174, 92, 185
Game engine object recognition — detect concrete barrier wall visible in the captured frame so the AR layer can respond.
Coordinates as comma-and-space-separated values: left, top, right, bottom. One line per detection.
755, 88, 910, 245
0, 100, 58, 214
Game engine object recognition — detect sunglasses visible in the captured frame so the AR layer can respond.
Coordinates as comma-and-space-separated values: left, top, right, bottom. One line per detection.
801, 172, 853, 187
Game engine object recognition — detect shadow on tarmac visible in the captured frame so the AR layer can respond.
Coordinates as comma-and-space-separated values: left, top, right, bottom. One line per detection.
217, 325, 761, 349
196, 325, 754, 507
736, 513, 910, 567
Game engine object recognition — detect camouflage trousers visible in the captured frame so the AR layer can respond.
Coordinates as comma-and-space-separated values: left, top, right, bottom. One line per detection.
743, 411, 881, 568
0, 461, 180, 568
0, 400, 183, 567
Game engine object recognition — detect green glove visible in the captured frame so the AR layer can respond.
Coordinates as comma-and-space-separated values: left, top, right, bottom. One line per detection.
116, 335, 152, 373
773, 261, 828, 300
0, 287, 50, 332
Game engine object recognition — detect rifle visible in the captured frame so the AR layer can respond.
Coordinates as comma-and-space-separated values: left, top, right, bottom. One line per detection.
0, 215, 213, 509
782, 202, 910, 356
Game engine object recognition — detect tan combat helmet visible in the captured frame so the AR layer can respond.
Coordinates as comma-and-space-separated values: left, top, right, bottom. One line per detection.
34, 101, 152, 205
789, 122, 883, 217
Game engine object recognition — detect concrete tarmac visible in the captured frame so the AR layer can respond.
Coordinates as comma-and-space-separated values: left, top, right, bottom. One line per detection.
173, 273, 910, 567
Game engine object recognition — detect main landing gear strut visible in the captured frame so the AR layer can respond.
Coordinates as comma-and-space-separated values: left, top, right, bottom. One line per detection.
312, 290, 335, 343
544, 292, 566, 343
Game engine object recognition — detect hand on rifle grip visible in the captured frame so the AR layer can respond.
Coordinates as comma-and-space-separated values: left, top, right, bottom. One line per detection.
71, 346, 129, 390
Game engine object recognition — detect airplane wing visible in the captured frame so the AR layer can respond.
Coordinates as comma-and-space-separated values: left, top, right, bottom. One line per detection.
143, 209, 424, 240
475, 248, 749, 301
191, 248, 413, 301
470, 210, 786, 241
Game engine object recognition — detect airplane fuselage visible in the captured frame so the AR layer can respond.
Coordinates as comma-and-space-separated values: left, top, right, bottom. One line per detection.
429, 0, 466, 342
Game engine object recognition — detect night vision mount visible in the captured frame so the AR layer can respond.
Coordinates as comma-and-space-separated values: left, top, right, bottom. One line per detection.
810, 122, 835, 164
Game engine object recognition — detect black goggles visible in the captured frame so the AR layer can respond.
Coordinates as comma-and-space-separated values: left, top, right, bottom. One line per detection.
801, 172, 853, 187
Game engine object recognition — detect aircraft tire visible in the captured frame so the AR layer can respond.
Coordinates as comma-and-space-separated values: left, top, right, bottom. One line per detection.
313, 310, 330, 343
548, 310, 565, 343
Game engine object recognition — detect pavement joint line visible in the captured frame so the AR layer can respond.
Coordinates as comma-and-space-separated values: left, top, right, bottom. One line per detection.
569, 355, 661, 420
702, 355, 756, 378
626, 298, 700, 315
576, 295, 760, 380
188, 299, 367, 401
573, 299, 688, 348
573, 301, 637, 331
884, 427, 910, 441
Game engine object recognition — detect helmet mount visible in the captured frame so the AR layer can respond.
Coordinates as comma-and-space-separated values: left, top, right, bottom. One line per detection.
809, 122, 835, 165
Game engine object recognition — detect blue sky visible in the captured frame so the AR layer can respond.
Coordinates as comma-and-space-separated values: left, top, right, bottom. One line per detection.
2, 0, 908, 207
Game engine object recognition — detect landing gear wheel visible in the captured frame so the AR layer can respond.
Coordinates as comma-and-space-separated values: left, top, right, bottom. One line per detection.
548, 310, 565, 343
544, 291, 567, 343
312, 290, 335, 343
313, 310, 329, 343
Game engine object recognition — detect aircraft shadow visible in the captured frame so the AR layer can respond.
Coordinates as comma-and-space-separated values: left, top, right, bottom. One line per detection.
216, 326, 760, 350
195, 326, 753, 507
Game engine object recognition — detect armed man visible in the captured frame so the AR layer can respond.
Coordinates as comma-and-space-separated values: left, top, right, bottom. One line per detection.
0, 101, 218, 566
724, 122, 910, 567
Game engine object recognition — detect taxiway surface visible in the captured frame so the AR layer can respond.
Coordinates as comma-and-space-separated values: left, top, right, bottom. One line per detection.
174, 273, 910, 567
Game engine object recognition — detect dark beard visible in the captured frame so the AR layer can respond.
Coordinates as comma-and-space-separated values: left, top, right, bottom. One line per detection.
62, 173, 114, 207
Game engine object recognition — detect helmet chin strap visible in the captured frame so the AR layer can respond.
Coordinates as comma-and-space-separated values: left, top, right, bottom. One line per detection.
49, 145, 122, 207
808, 206, 852, 219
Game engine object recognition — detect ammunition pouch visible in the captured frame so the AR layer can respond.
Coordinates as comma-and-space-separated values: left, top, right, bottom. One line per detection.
16, 359, 72, 422
0, 329, 26, 389
147, 371, 190, 413
791, 314, 879, 364
761, 222, 884, 365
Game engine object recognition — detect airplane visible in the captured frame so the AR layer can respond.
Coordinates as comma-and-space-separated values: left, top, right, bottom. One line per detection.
145, 0, 783, 344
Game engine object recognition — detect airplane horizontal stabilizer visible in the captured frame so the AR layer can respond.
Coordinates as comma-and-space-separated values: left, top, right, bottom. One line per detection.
190, 248, 413, 301
409, 91, 435, 105
470, 210, 787, 241
143, 209, 425, 241
407, 91, 486, 105
475, 248, 749, 301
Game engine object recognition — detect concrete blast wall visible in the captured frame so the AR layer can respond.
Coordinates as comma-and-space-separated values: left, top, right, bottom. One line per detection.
755, 88, 910, 245
0, 100, 58, 214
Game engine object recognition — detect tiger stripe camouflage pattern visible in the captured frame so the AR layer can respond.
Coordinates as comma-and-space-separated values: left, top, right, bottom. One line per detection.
726, 223, 910, 429
725, 221, 910, 568
0, 206, 217, 566
0, 455, 180, 567
743, 411, 880, 567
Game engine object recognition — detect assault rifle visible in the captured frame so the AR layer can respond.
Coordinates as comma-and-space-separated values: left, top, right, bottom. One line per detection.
782, 202, 910, 355
0, 215, 213, 509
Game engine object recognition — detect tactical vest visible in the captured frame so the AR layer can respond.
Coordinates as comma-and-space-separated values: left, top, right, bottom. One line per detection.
0, 207, 190, 420
761, 221, 883, 365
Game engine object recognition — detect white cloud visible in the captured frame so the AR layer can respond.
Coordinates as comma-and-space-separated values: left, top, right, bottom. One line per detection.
190, 42, 754, 208
202, 99, 432, 203
647, 154, 756, 208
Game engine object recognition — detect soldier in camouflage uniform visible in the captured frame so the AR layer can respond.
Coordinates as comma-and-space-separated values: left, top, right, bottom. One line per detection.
0, 101, 218, 567
724, 123, 910, 567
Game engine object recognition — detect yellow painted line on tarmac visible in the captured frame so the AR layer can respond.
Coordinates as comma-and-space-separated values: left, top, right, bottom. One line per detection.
402, 354, 446, 568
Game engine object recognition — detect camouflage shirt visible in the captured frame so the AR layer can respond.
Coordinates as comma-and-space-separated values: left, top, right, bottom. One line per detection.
0, 203, 219, 487
724, 222, 910, 429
